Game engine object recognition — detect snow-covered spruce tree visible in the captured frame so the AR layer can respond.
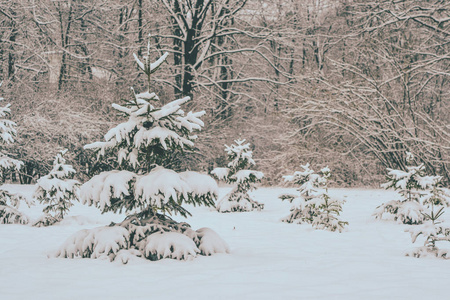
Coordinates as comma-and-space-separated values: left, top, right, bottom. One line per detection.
33, 149, 80, 226
211, 139, 264, 212
279, 164, 348, 232
374, 152, 435, 225
54, 38, 229, 263
406, 177, 450, 259
0, 83, 32, 224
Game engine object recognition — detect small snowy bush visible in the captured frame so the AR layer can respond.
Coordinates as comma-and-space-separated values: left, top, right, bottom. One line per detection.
374, 152, 435, 224
406, 177, 450, 259
33, 149, 80, 226
279, 164, 348, 232
143, 232, 200, 261
0, 83, 32, 224
55, 37, 228, 262
211, 139, 264, 212
196, 227, 230, 256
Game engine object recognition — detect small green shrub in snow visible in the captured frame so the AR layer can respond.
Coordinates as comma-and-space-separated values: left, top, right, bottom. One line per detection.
279, 164, 348, 232
33, 149, 80, 226
54, 38, 229, 263
374, 153, 434, 225
211, 139, 264, 212
0, 83, 32, 224
406, 177, 450, 259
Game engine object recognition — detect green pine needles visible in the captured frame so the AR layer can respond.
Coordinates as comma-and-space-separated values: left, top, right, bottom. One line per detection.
280, 164, 348, 232
212, 139, 264, 212
33, 149, 80, 226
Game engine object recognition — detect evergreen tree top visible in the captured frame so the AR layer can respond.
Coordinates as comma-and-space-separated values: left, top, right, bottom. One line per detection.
47, 149, 76, 180
84, 47, 206, 172
225, 139, 255, 170
211, 138, 263, 185
283, 164, 329, 188
282, 164, 331, 200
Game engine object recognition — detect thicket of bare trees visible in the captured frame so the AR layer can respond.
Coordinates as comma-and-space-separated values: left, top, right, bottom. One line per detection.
0, 0, 448, 185
279, 0, 450, 183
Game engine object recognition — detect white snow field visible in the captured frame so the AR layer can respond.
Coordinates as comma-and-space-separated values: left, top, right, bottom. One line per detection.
1, 184, 450, 300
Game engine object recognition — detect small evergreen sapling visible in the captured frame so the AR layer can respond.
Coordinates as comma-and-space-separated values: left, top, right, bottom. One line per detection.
374, 153, 434, 224
33, 149, 80, 226
211, 139, 264, 212
54, 37, 228, 262
0, 83, 32, 224
406, 177, 450, 259
279, 164, 348, 232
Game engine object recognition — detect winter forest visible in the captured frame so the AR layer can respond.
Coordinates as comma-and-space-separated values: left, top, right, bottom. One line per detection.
1, 0, 450, 299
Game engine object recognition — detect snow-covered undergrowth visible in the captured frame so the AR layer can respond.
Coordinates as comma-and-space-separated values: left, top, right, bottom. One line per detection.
2, 184, 450, 300
33, 149, 80, 227
280, 164, 348, 232
212, 139, 264, 212
374, 153, 437, 225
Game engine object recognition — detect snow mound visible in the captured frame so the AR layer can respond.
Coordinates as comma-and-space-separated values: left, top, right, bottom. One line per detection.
114, 249, 144, 264
143, 231, 199, 260
57, 215, 104, 226
196, 227, 230, 256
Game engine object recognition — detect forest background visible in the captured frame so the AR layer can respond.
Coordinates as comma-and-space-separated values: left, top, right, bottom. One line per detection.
0, 0, 448, 187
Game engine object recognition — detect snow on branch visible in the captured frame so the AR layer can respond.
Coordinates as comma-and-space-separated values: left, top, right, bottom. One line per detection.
80, 171, 136, 212
53, 226, 130, 259
142, 232, 199, 260
135, 166, 190, 209
179, 171, 218, 204
211, 167, 230, 181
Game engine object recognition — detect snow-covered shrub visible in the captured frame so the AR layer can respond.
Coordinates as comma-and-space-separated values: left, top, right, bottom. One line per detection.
0, 190, 30, 224
0, 83, 32, 224
196, 227, 230, 256
33, 149, 80, 226
374, 153, 435, 224
406, 177, 450, 259
211, 139, 264, 212
279, 164, 348, 232
55, 38, 226, 262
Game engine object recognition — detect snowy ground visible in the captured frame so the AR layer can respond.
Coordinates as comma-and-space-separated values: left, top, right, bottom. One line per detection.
1, 185, 450, 300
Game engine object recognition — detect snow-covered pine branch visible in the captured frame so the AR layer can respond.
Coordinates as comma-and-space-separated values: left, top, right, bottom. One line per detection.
279, 164, 348, 232
33, 149, 81, 226
212, 139, 264, 212
84, 90, 204, 170
58, 36, 225, 263
0, 190, 30, 224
